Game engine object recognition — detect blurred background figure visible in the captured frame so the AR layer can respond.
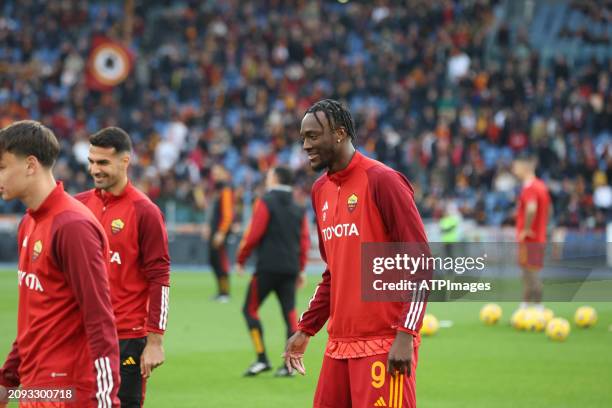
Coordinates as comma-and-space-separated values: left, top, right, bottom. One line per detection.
235, 166, 309, 377
206, 164, 234, 302
512, 154, 552, 310
439, 201, 463, 301
440, 201, 463, 256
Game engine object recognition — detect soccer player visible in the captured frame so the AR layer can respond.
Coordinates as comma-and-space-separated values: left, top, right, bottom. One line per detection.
512, 153, 551, 309
236, 166, 310, 377
76, 127, 170, 407
285, 100, 429, 407
206, 164, 234, 302
0, 121, 120, 407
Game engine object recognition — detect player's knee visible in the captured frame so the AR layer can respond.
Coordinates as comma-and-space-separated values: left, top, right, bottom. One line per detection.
243, 305, 258, 323
242, 303, 251, 318
118, 377, 143, 408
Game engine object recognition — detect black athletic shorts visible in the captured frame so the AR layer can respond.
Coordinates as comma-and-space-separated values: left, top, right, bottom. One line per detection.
118, 337, 147, 408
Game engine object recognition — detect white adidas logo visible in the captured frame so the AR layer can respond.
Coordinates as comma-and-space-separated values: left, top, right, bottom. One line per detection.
321, 201, 329, 222
22, 236, 28, 248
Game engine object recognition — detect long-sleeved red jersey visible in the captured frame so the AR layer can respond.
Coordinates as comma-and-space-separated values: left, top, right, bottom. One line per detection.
0, 182, 120, 407
516, 177, 550, 243
76, 181, 171, 339
298, 152, 428, 358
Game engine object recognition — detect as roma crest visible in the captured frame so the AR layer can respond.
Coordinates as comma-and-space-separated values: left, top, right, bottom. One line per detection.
111, 219, 125, 235
347, 194, 358, 212
32, 240, 43, 261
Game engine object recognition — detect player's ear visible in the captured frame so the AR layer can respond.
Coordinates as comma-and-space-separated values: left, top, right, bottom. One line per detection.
335, 127, 348, 143
121, 153, 130, 168
24, 155, 39, 176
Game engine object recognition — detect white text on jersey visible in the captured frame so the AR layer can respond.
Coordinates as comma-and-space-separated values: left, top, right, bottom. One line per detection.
18, 270, 44, 292
110, 251, 122, 265
321, 223, 360, 242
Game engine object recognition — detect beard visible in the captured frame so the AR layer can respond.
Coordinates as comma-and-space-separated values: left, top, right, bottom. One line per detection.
93, 174, 116, 190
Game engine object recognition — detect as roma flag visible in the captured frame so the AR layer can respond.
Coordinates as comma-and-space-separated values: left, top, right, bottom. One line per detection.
86, 36, 134, 91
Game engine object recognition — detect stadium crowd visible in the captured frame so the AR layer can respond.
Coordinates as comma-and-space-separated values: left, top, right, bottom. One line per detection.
0, 0, 610, 230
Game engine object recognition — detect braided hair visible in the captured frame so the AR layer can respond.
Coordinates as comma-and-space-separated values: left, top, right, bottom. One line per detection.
304, 99, 356, 142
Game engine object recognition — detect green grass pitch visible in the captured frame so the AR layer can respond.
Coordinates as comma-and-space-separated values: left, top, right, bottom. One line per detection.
1, 269, 611, 407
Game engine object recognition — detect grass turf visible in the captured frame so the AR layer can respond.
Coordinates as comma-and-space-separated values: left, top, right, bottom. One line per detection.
0, 269, 611, 407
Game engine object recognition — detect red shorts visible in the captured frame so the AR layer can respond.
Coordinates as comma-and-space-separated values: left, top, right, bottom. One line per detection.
518, 242, 545, 271
313, 347, 419, 408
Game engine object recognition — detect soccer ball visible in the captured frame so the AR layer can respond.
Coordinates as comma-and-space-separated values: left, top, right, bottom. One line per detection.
420, 314, 440, 336
480, 303, 502, 325
542, 308, 554, 324
546, 317, 570, 341
522, 308, 546, 332
511, 309, 527, 330
574, 306, 597, 328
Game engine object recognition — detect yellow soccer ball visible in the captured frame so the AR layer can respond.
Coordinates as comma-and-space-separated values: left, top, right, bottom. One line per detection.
420, 314, 440, 336
542, 308, 554, 324
523, 308, 546, 332
546, 317, 570, 341
480, 303, 502, 325
574, 306, 597, 328
511, 309, 527, 330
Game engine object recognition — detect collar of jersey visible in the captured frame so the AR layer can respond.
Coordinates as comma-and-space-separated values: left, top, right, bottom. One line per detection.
95, 181, 133, 205
27, 181, 65, 221
327, 150, 362, 186
523, 177, 536, 188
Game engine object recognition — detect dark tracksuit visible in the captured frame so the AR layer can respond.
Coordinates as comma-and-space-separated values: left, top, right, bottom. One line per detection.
236, 186, 310, 363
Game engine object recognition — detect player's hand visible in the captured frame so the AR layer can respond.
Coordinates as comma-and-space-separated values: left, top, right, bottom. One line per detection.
212, 232, 225, 249
387, 331, 413, 377
296, 272, 306, 289
518, 229, 534, 242
0, 385, 8, 407
141, 333, 165, 379
284, 330, 310, 376
235, 264, 246, 277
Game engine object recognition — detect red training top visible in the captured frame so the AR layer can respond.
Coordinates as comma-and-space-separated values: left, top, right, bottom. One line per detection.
76, 181, 171, 339
298, 152, 429, 359
0, 182, 120, 407
516, 177, 551, 243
